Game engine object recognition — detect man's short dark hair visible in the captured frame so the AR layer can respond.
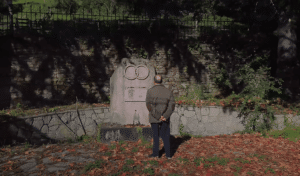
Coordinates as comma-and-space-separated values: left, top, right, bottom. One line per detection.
154, 75, 162, 84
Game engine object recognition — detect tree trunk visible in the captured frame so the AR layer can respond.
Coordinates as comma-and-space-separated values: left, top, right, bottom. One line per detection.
274, 11, 299, 101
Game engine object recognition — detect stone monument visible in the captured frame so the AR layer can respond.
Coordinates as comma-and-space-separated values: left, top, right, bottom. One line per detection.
110, 58, 155, 126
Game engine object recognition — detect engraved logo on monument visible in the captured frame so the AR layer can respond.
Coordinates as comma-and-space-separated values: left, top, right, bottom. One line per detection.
124, 65, 149, 102
124, 65, 149, 80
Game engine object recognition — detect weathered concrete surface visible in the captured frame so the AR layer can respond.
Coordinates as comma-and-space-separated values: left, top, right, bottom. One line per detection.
110, 58, 155, 126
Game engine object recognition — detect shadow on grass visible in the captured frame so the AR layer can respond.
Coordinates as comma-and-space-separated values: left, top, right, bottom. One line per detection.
157, 135, 192, 158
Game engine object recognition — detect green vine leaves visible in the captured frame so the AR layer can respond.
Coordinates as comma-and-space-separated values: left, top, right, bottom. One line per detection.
209, 51, 284, 134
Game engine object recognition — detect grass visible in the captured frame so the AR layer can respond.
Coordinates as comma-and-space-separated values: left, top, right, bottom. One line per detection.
0, 0, 248, 34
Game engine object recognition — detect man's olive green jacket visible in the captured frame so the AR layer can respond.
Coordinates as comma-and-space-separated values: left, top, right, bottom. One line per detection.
146, 84, 175, 123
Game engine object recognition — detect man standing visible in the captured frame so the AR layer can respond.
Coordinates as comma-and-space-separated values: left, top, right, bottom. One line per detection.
146, 75, 175, 159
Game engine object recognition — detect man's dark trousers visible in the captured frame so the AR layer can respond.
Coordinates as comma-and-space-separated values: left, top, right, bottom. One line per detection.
151, 121, 171, 157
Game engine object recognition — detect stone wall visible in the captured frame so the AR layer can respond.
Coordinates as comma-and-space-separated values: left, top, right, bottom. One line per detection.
1, 105, 299, 147
0, 31, 224, 110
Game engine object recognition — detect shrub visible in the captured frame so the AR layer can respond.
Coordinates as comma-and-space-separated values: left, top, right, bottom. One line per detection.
233, 54, 284, 133
210, 51, 286, 134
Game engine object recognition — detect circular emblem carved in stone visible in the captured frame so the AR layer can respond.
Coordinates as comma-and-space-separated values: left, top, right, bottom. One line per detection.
124, 65, 149, 80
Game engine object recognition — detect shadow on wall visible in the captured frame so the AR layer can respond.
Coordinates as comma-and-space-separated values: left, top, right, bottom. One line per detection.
0, 15, 299, 112
0, 114, 57, 148
0, 29, 111, 111
0, 110, 193, 156
0, 36, 13, 110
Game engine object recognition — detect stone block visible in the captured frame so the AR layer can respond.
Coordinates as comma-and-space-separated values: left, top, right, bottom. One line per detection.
195, 123, 206, 135
104, 108, 109, 113
78, 111, 87, 117
212, 121, 227, 135
68, 120, 79, 132
218, 115, 232, 123
203, 115, 218, 123
48, 116, 62, 127
81, 117, 94, 127
202, 116, 209, 123
209, 107, 220, 117
170, 113, 180, 135
221, 108, 239, 118
25, 118, 34, 126
48, 126, 59, 138
76, 128, 85, 137
225, 120, 232, 127
98, 113, 105, 119
177, 107, 185, 116
72, 115, 81, 125
104, 112, 112, 119
60, 113, 72, 123
187, 106, 194, 111
84, 123, 97, 137
229, 121, 246, 134
284, 114, 295, 123
184, 110, 195, 118
101, 117, 111, 124
56, 124, 75, 139
291, 116, 300, 127
174, 106, 178, 112
195, 107, 201, 117
201, 107, 209, 116
70, 112, 78, 121
94, 108, 104, 114
186, 116, 199, 132
203, 122, 220, 136
91, 113, 99, 121
208, 116, 219, 122
40, 125, 49, 134
266, 115, 282, 130
32, 117, 44, 130
180, 115, 188, 128
94, 119, 103, 126
83, 110, 94, 119
42, 115, 52, 124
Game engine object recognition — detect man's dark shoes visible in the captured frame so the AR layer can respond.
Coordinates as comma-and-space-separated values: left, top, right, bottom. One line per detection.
148, 154, 159, 158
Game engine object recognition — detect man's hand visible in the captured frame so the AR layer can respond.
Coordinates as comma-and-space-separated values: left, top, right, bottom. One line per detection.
160, 116, 166, 121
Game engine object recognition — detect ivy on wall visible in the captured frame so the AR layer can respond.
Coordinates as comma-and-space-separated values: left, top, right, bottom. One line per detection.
124, 37, 149, 59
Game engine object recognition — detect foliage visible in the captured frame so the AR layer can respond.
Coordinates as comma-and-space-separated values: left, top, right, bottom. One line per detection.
41, 0, 220, 20
124, 37, 149, 59
208, 49, 287, 134
187, 40, 204, 55
233, 55, 284, 133
137, 47, 148, 59
48, 0, 81, 15
184, 83, 211, 101
180, 0, 218, 20
208, 62, 232, 95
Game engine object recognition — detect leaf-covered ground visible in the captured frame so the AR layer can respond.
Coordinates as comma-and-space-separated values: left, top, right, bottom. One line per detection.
1, 128, 300, 176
